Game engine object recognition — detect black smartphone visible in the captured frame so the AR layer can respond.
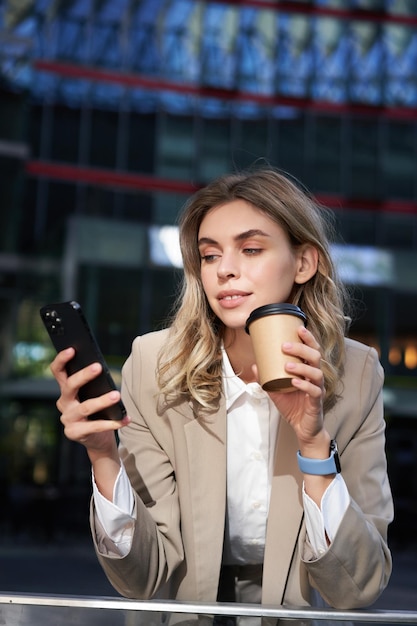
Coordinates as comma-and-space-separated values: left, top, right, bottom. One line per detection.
40, 300, 126, 421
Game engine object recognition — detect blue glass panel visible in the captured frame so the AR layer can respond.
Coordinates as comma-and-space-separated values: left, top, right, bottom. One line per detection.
312, 16, 350, 103
231, 101, 273, 120
95, 0, 130, 21
89, 21, 123, 67
57, 77, 90, 106
53, 17, 89, 62
0, 19, 34, 89
383, 24, 417, 106
349, 20, 383, 104
235, 7, 277, 95
91, 82, 125, 110
158, 0, 200, 82
58, 0, 92, 19
127, 0, 164, 75
200, 97, 232, 118
276, 13, 313, 98
159, 92, 197, 115
130, 87, 159, 113
32, 72, 58, 102
34, 0, 52, 12
200, 4, 238, 88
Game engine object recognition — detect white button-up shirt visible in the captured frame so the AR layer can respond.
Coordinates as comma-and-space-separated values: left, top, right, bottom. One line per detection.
222, 346, 279, 564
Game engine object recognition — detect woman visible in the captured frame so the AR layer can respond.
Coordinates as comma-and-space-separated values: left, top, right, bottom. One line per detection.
51, 168, 393, 623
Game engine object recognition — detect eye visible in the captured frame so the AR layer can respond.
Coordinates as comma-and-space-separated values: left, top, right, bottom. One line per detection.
243, 248, 262, 255
201, 254, 219, 263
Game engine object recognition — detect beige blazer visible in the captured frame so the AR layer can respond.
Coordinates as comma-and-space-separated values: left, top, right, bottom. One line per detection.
92, 329, 393, 612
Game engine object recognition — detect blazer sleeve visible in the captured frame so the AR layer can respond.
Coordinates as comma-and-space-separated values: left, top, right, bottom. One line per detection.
300, 343, 394, 609
91, 333, 185, 599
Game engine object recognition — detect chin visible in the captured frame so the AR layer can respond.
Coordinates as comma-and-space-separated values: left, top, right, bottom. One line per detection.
215, 307, 251, 331
223, 318, 248, 332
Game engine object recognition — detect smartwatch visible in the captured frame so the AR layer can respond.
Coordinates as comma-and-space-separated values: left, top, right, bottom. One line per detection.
297, 439, 341, 475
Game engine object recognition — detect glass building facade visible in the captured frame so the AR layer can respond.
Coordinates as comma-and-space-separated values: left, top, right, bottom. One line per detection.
0, 0, 416, 541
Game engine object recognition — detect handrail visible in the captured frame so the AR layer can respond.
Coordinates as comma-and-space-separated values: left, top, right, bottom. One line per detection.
1, 592, 417, 623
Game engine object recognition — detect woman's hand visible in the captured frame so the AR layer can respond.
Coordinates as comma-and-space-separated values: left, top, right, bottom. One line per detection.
51, 348, 131, 500
267, 325, 330, 456
267, 325, 335, 505
50, 347, 130, 456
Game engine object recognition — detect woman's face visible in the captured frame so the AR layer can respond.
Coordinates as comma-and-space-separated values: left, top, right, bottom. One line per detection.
198, 199, 315, 332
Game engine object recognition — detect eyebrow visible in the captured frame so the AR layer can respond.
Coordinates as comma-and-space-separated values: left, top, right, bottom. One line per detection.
198, 229, 271, 247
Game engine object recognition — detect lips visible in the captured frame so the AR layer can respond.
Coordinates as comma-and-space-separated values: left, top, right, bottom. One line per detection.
216, 291, 252, 310
217, 290, 250, 302
220, 294, 242, 301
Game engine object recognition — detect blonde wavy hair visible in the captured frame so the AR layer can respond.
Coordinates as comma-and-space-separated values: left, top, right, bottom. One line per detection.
157, 168, 351, 413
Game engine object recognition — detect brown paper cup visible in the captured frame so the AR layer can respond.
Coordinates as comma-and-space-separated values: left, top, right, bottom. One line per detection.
245, 303, 307, 392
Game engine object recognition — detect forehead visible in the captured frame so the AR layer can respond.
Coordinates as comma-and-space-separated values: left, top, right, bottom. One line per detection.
198, 199, 275, 234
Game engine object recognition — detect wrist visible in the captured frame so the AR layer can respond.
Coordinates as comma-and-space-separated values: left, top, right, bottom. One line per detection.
87, 441, 120, 466
88, 451, 119, 466
297, 439, 341, 476
88, 452, 121, 502
298, 430, 331, 460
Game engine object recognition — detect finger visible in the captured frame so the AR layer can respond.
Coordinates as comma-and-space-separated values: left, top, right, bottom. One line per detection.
297, 325, 321, 350
286, 361, 324, 397
282, 341, 322, 369
63, 362, 103, 399
290, 375, 324, 402
60, 389, 122, 423
50, 347, 75, 381
286, 359, 324, 384
63, 413, 131, 443
55, 364, 104, 415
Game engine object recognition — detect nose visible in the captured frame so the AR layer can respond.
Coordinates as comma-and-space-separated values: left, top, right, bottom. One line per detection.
217, 252, 240, 280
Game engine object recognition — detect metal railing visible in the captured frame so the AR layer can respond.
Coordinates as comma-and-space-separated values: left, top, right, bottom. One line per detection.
1, 593, 417, 626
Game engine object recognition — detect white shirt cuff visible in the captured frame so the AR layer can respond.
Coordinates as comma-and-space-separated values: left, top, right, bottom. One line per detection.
302, 473, 350, 557
92, 461, 135, 554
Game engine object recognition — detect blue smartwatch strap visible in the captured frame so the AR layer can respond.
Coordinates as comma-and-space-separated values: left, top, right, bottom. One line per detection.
297, 440, 341, 475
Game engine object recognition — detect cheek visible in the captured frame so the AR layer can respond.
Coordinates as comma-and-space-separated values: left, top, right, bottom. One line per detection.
254, 258, 297, 290
200, 267, 212, 293
253, 258, 289, 280
251, 265, 270, 283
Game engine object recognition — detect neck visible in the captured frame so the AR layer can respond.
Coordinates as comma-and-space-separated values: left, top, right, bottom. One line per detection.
224, 327, 257, 384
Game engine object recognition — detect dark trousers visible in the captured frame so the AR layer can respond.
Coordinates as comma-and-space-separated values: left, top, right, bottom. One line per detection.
214, 564, 263, 626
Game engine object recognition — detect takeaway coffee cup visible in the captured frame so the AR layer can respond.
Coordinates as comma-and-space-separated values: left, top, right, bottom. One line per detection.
245, 303, 307, 392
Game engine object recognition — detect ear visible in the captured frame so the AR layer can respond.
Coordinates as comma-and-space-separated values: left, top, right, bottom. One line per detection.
294, 245, 319, 285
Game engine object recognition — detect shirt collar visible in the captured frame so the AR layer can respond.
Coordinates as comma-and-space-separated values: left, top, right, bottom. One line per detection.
221, 346, 268, 411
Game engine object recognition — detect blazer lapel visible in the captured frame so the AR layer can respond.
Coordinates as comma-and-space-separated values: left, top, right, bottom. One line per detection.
262, 416, 304, 606
184, 396, 227, 601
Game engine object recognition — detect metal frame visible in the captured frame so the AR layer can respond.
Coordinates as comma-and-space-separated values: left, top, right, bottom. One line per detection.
1, 593, 417, 623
